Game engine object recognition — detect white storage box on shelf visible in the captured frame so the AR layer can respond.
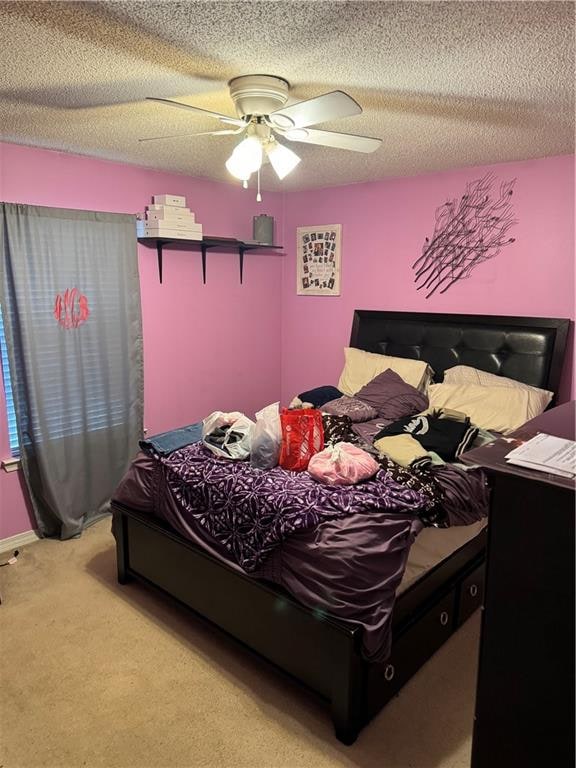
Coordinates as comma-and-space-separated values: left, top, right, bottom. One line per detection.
146, 210, 196, 224
143, 221, 202, 233
143, 224, 203, 240
147, 204, 192, 216
152, 194, 187, 207
145, 217, 200, 232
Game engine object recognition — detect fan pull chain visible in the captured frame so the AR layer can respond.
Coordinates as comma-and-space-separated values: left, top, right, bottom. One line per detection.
256, 168, 262, 202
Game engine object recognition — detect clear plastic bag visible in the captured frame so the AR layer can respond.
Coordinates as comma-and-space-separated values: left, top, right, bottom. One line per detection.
250, 402, 282, 469
202, 411, 254, 460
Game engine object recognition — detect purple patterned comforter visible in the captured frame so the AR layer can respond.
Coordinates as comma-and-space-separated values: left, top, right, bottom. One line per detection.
114, 447, 488, 662
161, 443, 427, 572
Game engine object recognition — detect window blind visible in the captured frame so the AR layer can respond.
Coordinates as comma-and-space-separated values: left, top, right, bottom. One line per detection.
7, 249, 130, 443
0, 304, 19, 456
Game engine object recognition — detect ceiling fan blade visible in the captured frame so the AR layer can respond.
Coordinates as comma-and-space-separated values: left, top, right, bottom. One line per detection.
269, 91, 361, 129
139, 126, 246, 142
281, 127, 382, 153
146, 97, 245, 126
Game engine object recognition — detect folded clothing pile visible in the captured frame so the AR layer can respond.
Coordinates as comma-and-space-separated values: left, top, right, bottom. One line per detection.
139, 423, 203, 456
373, 411, 478, 465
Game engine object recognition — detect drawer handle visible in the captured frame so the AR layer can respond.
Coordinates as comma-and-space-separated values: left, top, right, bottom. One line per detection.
439, 611, 449, 626
384, 664, 395, 682
469, 584, 478, 598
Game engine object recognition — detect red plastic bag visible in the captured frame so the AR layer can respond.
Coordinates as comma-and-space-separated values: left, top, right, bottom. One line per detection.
279, 408, 324, 471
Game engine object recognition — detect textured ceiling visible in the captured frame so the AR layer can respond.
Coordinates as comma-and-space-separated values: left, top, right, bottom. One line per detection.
0, 1, 574, 191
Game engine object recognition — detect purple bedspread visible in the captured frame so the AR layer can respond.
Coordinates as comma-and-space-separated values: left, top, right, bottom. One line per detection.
113, 448, 488, 662
160, 443, 427, 572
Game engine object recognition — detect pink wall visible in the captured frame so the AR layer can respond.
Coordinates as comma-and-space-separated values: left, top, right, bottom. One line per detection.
1, 147, 573, 539
281, 155, 574, 405
0, 142, 284, 538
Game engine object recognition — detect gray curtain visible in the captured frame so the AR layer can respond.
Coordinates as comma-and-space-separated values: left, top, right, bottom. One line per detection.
0, 203, 143, 539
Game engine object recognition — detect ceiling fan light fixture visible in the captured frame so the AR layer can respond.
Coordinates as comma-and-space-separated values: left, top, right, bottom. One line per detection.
225, 153, 252, 181
225, 135, 263, 180
265, 140, 301, 180
147, 78, 382, 186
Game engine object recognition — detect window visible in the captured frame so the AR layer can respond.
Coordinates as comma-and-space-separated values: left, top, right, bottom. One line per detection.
1, 202, 143, 538
0, 304, 19, 456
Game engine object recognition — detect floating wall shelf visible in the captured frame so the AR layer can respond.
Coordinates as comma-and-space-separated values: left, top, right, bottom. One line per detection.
137, 236, 283, 284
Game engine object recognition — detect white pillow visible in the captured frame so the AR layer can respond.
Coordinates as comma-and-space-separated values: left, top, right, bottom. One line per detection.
338, 347, 432, 395
428, 383, 533, 433
443, 365, 553, 419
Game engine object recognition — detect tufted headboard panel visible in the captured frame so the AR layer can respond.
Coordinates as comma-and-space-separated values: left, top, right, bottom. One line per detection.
350, 311, 569, 396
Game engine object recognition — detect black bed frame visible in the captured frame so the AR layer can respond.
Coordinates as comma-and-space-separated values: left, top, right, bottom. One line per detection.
112, 311, 569, 744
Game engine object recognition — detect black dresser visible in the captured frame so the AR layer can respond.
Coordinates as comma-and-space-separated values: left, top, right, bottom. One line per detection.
462, 401, 575, 768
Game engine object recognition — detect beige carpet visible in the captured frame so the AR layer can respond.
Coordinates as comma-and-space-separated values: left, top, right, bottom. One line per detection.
0, 518, 480, 768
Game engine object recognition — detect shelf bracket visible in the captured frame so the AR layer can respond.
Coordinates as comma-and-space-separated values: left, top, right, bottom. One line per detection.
156, 242, 163, 284
201, 244, 208, 284
239, 246, 246, 284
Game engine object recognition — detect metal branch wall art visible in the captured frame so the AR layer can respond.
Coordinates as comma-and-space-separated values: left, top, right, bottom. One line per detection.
412, 173, 517, 298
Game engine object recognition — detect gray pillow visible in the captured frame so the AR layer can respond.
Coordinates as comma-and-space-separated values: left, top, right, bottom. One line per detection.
321, 396, 379, 423
355, 368, 428, 419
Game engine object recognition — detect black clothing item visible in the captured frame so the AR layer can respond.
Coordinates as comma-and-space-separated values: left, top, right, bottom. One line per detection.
204, 427, 245, 447
375, 453, 446, 525
321, 413, 360, 446
373, 413, 478, 462
298, 385, 343, 407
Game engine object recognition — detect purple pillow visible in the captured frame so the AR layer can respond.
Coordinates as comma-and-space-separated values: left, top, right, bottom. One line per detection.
321, 396, 379, 423
355, 368, 428, 419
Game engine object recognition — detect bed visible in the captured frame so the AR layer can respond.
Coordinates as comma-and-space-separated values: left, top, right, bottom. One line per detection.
111, 310, 569, 744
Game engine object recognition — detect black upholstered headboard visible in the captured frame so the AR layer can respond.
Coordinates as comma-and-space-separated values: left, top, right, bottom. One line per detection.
350, 311, 569, 395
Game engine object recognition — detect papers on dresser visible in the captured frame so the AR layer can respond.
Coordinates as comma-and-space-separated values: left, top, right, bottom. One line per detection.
504, 432, 576, 478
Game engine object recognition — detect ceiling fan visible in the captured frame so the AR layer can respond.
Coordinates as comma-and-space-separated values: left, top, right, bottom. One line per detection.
142, 74, 382, 195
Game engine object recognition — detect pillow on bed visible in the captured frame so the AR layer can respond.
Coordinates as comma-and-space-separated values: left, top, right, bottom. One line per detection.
337, 347, 432, 395
428, 382, 534, 433
443, 365, 553, 418
321, 396, 379, 422
297, 385, 343, 408
354, 368, 429, 420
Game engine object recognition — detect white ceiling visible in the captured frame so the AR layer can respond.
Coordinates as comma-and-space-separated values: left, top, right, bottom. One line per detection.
1, 1, 574, 191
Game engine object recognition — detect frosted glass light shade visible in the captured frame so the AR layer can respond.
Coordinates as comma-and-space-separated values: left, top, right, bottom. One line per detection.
225, 153, 252, 181
225, 136, 263, 180
266, 141, 301, 180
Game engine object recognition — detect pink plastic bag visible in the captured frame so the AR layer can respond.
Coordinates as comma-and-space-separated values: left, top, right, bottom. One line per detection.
307, 442, 380, 485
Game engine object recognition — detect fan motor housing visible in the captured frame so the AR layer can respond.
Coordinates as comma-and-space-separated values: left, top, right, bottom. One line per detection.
228, 74, 290, 118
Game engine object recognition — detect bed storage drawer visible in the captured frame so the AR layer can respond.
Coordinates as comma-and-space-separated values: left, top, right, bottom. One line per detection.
365, 589, 456, 718
457, 562, 485, 626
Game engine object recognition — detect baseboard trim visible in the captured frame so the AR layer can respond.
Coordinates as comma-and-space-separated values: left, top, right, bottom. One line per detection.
0, 529, 40, 553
